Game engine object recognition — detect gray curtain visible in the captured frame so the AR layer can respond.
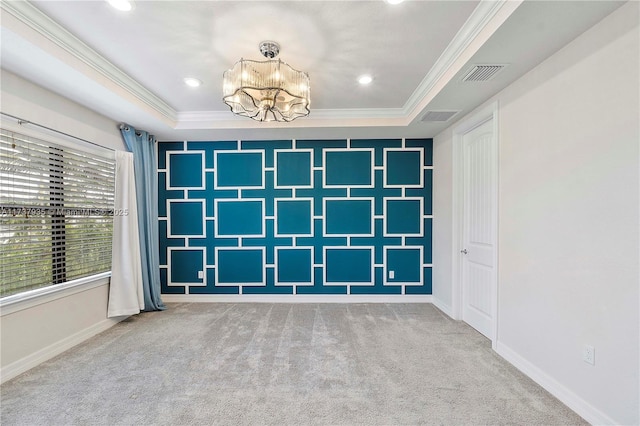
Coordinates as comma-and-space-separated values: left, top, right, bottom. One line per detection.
119, 124, 165, 311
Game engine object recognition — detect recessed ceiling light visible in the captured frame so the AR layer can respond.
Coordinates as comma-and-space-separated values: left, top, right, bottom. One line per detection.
385, 0, 405, 4
358, 75, 373, 85
107, 0, 133, 12
183, 77, 202, 88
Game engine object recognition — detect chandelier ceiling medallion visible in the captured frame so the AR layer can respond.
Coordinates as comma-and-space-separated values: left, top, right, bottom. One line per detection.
223, 41, 310, 122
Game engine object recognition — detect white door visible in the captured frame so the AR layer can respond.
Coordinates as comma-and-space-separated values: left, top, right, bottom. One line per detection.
461, 119, 496, 339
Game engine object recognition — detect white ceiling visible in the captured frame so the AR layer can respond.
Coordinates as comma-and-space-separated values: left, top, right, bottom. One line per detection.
0, 0, 625, 141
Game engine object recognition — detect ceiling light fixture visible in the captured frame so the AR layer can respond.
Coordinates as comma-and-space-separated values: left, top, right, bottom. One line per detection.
385, 0, 405, 4
106, 0, 133, 12
183, 77, 202, 88
358, 75, 373, 85
223, 41, 310, 122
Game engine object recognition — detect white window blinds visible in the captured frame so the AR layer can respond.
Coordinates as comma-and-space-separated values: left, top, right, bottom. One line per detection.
0, 128, 115, 297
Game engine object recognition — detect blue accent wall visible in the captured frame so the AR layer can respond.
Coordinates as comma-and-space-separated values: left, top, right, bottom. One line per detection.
158, 138, 433, 296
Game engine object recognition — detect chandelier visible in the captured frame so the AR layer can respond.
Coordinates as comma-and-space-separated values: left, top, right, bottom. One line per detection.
223, 41, 310, 122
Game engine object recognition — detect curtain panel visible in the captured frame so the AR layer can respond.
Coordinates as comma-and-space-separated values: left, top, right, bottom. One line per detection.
119, 125, 165, 312
108, 151, 144, 317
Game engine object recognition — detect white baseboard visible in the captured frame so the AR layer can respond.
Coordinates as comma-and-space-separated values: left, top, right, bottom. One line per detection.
495, 341, 619, 426
431, 297, 454, 317
162, 294, 433, 304
1, 316, 125, 384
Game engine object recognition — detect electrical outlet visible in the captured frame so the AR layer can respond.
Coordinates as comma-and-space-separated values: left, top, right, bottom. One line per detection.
197, 270, 204, 279
389, 270, 395, 279
583, 345, 595, 365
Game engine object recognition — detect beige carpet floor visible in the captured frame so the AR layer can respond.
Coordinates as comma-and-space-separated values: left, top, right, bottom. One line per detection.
0, 303, 586, 425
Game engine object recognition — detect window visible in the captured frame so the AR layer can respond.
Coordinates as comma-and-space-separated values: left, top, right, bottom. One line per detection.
0, 128, 115, 298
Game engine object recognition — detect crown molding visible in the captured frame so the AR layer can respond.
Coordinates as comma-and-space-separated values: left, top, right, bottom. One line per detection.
176, 108, 409, 130
402, 0, 522, 121
0, 1, 177, 123
177, 107, 407, 127
178, 0, 521, 128
304, 108, 407, 120
1, 0, 521, 131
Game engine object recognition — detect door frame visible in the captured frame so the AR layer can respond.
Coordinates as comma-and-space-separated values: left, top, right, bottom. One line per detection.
451, 101, 499, 349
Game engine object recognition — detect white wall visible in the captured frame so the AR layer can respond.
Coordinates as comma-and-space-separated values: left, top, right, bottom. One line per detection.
0, 69, 124, 150
0, 70, 125, 382
432, 135, 454, 316
433, 3, 639, 424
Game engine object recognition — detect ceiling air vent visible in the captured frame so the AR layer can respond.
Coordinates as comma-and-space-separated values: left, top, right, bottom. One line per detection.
462, 64, 507, 82
421, 110, 459, 122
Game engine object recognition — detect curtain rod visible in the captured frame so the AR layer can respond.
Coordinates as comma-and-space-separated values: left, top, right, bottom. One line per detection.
1, 112, 116, 152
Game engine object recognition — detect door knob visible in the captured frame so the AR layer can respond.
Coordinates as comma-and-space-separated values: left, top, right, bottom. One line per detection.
460, 249, 468, 254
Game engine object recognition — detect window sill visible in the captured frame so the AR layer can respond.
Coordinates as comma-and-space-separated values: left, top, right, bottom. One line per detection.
0, 272, 112, 316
